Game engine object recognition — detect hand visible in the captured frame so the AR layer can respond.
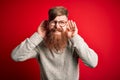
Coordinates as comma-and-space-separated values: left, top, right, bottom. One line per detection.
37, 20, 48, 38
66, 20, 78, 39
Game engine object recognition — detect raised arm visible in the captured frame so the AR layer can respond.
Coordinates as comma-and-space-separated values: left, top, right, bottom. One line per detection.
11, 32, 43, 62
11, 20, 48, 62
70, 34, 98, 68
66, 20, 98, 68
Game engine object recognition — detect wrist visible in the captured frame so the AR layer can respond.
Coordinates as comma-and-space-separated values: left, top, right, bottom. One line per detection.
37, 31, 44, 38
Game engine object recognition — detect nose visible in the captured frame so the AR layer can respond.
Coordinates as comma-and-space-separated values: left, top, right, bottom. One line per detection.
54, 22, 61, 29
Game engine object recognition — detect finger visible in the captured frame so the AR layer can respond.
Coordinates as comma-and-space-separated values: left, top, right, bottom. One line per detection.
70, 20, 74, 31
74, 21, 77, 30
72, 21, 76, 30
73, 21, 78, 35
69, 20, 73, 30
69, 20, 75, 31
71, 20, 74, 27
66, 21, 70, 31
67, 20, 72, 31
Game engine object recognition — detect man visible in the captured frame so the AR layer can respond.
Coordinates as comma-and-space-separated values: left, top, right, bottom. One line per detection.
11, 6, 98, 80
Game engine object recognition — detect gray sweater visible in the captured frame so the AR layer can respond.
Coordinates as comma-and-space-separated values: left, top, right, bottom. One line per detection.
11, 32, 98, 80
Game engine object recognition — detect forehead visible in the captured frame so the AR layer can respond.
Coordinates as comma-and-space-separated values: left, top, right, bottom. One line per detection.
54, 15, 68, 21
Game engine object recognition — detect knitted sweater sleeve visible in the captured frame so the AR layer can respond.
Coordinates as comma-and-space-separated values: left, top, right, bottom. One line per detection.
11, 32, 43, 62
70, 34, 98, 68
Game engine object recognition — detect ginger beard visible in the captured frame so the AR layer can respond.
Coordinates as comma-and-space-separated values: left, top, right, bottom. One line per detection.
44, 27, 68, 52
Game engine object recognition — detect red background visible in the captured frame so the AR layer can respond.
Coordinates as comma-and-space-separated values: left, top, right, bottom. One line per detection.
0, 0, 120, 80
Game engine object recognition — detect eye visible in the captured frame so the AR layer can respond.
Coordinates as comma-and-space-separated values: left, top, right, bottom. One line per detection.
59, 21, 65, 24
58, 21, 67, 27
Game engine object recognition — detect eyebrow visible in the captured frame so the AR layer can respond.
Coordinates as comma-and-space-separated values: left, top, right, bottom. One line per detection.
52, 20, 68, 22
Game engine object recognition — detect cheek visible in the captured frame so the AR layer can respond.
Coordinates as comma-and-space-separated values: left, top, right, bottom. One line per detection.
62, 27, 67, 32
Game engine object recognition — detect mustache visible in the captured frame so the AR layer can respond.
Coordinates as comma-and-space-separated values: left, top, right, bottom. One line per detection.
49, 28, 63, 32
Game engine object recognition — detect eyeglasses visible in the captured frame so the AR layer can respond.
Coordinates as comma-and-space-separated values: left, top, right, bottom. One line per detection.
49, 20, 67, 27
